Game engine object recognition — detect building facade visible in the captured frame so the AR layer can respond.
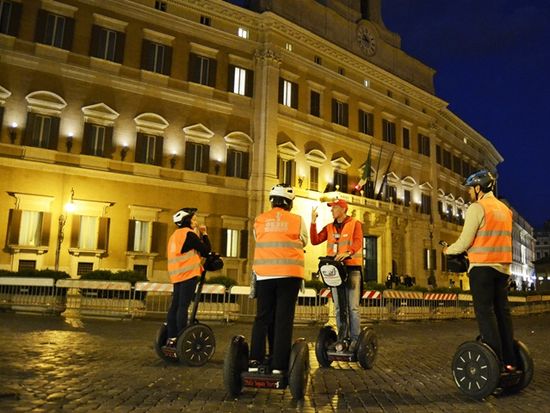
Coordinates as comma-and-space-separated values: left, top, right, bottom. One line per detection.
0, 0, 503, 288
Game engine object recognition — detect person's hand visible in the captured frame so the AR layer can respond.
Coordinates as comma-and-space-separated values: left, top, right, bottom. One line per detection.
198, 225, 208, 236
442, 246, 448, 255
311, 206, 318, 222
335, 252, 350, 261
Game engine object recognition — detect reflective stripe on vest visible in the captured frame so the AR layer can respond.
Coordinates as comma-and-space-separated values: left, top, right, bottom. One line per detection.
327, 218, 363, 266
167, 228, 202, 283
252, 208, 304, 278
468, 197, 513, 264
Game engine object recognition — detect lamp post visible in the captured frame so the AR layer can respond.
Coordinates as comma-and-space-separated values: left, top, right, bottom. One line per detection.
55, 188, 75, 271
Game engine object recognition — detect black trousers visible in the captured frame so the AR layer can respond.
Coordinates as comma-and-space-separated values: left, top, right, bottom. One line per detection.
166, 277, 198, 338
250, 277, 301, 371
469, 266, 516, 366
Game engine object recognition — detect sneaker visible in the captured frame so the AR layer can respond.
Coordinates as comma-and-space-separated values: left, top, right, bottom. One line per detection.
248, 360, 260, 372
164, 338, 177, 349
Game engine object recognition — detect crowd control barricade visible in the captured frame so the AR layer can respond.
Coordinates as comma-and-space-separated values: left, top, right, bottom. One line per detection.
295, 288, 320, 324
508, 295, 528, 316
0, 277, 64, 314
457, 294, 475, 319
226, 286, 255, 322
360, 290, 384, 321
56, 279, 133, 318
317, 288, 332, 324
197, 284, 226, 321
131, 282, 173, 318
383, 290, 428, 321
424, 292, 459, 319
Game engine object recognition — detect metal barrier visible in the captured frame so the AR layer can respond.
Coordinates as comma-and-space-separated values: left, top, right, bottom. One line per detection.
360, 290, 384, 321
424, 293, 459, 319
383, 290, 429, 321
457, 293, 475, 319
56, 279, 133, 318
132, 282, 173, 318
295, 288, 320, 324
0, 277, 64, 314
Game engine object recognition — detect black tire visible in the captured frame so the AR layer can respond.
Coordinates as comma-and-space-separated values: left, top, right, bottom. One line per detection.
504, 340, 534, 394
177, 323, 216, 367
288, 339, 309, 400
223, 335, 249, 398
154, 323, 179, 363
315, 326, 337, 368
357, 327, 378, 370
452, 341, 500, 400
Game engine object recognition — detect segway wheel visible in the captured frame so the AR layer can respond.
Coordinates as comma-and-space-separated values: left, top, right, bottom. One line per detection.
504, 340, 534, 394
288, 338, 309, 400
223, 335, 249, 397
357, 327, 378, 370
452, 341, 500, 400
154, 323, 179, 363
177, 323, 216, 367
315, 326, 337, 368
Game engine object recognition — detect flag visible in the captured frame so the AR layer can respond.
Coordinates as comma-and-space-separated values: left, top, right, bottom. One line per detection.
355, 144, 372, 190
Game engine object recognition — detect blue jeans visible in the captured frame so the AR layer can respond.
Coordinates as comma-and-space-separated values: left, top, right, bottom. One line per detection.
331, 270, 361, 341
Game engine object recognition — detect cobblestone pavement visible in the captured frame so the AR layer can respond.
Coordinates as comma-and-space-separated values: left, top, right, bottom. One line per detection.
0, 311, 549, 413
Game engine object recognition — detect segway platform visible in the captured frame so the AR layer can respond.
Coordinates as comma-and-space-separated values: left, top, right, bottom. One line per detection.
242, 371, 287, 389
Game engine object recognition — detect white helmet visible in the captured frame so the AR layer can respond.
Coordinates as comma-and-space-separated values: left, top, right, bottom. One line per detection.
269, 184, 295, 201
173, 207, 197, 227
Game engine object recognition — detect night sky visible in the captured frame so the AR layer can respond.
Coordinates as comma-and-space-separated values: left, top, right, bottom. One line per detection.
227, 0, 549, 229
381, 0, 550, 229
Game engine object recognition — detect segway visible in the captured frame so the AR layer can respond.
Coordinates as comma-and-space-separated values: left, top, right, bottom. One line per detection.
154, 252, 224, 366
452, 337, 534, 399
223, 335, 309, 400
315, 257, 377, 369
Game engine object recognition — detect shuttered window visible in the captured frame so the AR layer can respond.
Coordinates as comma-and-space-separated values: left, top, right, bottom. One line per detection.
90, 25, 125, 63
7, 209, 51, 247
135, 133, 163, 166
35, 10, 74, 50
0, 0, 22, 36
333, 171, 348, 192
82, 123, 113, 158
141, 40, 172, 75
189, 53, 217, 87
226, 149, 249, 178
418, 134, 431, 157
310, 91, 320, 117
23, 113, 60, 150
331, 99, 348, 127
382, 119, 396, 144
279, 78, 298, 108
228, 65, 253, 97
184, 141, 210, 172
359, 109, 374, 135
277, 157, 295, 186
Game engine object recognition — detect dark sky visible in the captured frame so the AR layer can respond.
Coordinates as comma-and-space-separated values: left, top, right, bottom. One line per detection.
381, 0, 550, 229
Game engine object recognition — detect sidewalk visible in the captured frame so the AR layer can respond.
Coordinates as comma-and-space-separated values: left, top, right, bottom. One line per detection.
0, 312, 548, 412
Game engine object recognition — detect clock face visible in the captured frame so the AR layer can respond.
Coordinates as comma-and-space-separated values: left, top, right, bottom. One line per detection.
357, 26, 376, 56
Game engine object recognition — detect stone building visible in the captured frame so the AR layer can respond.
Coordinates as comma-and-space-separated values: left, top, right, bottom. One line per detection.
0, 0, 503, 288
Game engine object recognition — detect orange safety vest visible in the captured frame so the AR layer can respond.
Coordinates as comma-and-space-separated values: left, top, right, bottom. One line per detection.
326, 218, 363, 266
468, 197, 513, 264
167, 228, 203, 284
252, 207, 305, 279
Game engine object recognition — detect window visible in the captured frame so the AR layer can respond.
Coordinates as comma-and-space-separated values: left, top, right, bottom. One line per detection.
237, 27, 248, 39
309, 166, 319, 191
333, 171, 348, 192
154, 1, 167, 11
285, 43, 292, 51
403, 127, 410, 149
185, 141, 209, 172
18, 211, 43, 246
70, 215, 109, 251
382, 119, 396, 144
418, 134, 430, 157
228, 65, 253, 97
453, 155, 462, 174
385, 185, 397, 203
310, 91, 320, 117
136, 133, 163, 165
277, 157, 295, 186
78, 216, 98, 249
90, 26, 124, 63
35, 11, 74, 50
436, 145, 442, 164
86, 124, 105, 156
338, 67, 345, 76
221, 228, 248, 258
363, 236, 377, 282
279, 79, 298, 109
200, 15, 211, 26
18, 260, 36, 271
23, 113, 59, 149
225, 229, 239, 257
314, 55, 322, 64
227, 149, 249, 178
443, 149, 451, 169
141, 41, 171, 75
128, 220, 150, 252
424, 248, 436, 270
77, 262, 94, 275
404, 189, 411, 207
0, 0, 22, 36
189, 53, 216, 87
420, 193, 432, 215
359, 110, 374, 135
331, 99, 348, 127
82, 123, 113, 157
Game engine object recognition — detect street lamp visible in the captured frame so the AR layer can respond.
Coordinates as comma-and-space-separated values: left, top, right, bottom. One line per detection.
55, 188, 75, 271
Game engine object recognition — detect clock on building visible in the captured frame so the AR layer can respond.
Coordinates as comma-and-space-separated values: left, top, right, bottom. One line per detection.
357, 25, 377, 56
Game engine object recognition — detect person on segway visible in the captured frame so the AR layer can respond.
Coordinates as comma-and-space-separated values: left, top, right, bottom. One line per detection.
164, 207, 211, 350
248, 184, 308, 375
444, 170, 517, 373
310, 198, 363, 352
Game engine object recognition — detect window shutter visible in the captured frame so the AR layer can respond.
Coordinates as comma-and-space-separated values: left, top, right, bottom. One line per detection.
201, 144, 210, 173
90, 25, 101, 58
82, 122, 93, 155
62, 17, 75, 51
368, 113, 374, 135
8, 1, 22, 37
154, 136, 163, 166
278, 78, 284, 104
227, 64, 235, 93
242, 152, 249, 178
343, 103, 349, 127
208, 59, 217, 88
220, 228, 227, 257
239, 229, 248, 259
184, 141, 194, 170
97, 217, 110, 250
290, 160, 296, 186
135, 133, 147, 163
151, 222, 167, 256
104, 126, 113, 158
331, 99, 337, 123
141, 39, 152, 71
40, 212, 51, 247
162, 46, 172, 76
7, 209, 22, 245
359, 110, 365, 132
311, 91, 320, 116
70, 215, 81, 248
245, 69, 254, 97
48, 116, 60, 150
127, 220, 136, 251
23, 112, 36, 146
226, 149, 235, 176
188, 53, 199, 83
291, 82, 298, 108
114, 31, 125, 64
0, 107, 4, 134
34, 9, 48, 43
